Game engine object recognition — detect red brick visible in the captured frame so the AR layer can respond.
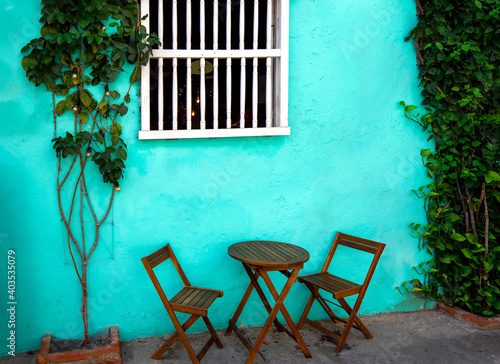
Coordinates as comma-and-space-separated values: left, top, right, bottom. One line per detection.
109, 326, 120, 344
437, 303, 460, 316
460, 313, 491, 327
37, 328, 121, 364
37, 333, 51, 364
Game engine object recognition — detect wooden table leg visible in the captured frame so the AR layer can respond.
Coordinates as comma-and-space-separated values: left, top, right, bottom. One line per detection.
242, 264, 286, 333
225, 278, 255, 336
245, 268, 308, 364
260, 270, 312, 359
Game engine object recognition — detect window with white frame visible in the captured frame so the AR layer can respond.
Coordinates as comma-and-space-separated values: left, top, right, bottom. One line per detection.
139, 0, 289, 139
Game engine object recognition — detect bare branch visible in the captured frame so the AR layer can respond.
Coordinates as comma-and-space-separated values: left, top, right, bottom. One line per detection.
465, 186, 478, 240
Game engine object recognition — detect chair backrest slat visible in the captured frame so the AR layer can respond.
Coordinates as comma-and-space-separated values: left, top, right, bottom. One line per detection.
322, 232, 386, 275
144, 244, 171, 269
338, 233, 383, 253
142, 244, 191, 287
338, 239, 378, 254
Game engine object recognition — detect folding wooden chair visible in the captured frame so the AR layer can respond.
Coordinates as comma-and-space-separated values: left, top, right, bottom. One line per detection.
141, 244, 224, 363
297, 232, 386, 353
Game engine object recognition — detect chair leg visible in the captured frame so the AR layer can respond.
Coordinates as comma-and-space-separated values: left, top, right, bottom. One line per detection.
297, 293, 315, 330
338, 298, 373, 340
335, 295, 367, 353
151, 314, 199, 361
303, 284, 343, 326
203, 316, 223, 349
178, 330, 200, 364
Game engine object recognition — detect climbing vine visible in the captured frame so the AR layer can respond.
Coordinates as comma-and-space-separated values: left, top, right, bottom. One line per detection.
399, 0, 500, 316
21, 0, 159, 343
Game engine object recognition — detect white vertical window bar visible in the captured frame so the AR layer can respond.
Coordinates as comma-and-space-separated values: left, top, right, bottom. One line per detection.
226, 0, 232, 128
187, 0, 192, 129
158, 0, 164, 130
252, 0, 259, 128
239, 0, 245, 128
172, 0, 178, 130
213, 0, 219, 129
265, 0, 272, 128
278, 0, 288, 128
200, 0, 206, 129
140, 0, 150, 132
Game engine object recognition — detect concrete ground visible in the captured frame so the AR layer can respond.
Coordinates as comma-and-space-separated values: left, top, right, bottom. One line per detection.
3, 309, 500, 364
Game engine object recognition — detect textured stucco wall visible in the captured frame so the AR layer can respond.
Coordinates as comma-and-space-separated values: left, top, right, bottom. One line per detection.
0, 0, 430, 356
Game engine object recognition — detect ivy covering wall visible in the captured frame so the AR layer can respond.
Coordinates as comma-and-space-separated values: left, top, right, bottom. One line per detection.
402, 0, 500, 316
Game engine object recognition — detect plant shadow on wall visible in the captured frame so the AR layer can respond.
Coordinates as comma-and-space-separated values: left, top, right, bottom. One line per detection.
397, 0, 500, 317
21, 0, 159, 344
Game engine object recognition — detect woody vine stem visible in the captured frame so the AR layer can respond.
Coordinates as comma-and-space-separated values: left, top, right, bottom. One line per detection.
21, 0, 159, 343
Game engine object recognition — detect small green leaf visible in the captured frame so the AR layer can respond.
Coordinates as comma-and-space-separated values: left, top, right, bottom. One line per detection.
93, 132, 104, 145
461, 248, 473, 259
55, 101, 65, 116
460, 266, 472, 276
436, 42, 443, 51
110, 123, 122, 136
105, 161, 115, 172
80, 90, 92, 107
130, 68, 141, 84
451, 233, 466, 242
79, 112, 89, 124
117, 147, 127, 160
485, 171, 500, 183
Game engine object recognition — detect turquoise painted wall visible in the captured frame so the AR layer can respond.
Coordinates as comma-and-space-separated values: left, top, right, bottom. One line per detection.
0, 0, 431, 356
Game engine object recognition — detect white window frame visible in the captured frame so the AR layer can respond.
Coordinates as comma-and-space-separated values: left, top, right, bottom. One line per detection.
139, 0, 290, 140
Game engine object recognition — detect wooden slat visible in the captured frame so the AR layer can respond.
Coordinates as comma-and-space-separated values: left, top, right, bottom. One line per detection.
339, 233, 383, 249
302, 273, 362, 299
339, 239, 378, 254
191, 289, 212, 308
273, 243, 299, 258
144, 244, 170, 266
175, 288, 199, 306
254, 242, 288, 262
271, 243, 296, 259
303, 275, 343, 294
171, 287, 192, 303
200, 291, 220, 309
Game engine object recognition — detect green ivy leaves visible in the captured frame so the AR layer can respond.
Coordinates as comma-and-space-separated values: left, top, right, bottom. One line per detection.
401, 0, 500, 317
22, 0, 159, 187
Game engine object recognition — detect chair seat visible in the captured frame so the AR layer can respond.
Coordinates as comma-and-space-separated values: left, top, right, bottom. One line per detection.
171, 286, 221, 313
299, 272, 361, 299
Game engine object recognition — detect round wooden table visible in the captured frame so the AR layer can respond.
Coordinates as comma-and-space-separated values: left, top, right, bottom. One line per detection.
228, 240, 310, 270
225, 241, 311, 364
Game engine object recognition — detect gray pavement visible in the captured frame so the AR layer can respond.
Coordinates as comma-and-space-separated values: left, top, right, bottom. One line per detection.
3, 309, 500, 363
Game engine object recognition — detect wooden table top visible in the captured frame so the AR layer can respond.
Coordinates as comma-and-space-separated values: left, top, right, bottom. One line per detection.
228, 241, 310, 268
